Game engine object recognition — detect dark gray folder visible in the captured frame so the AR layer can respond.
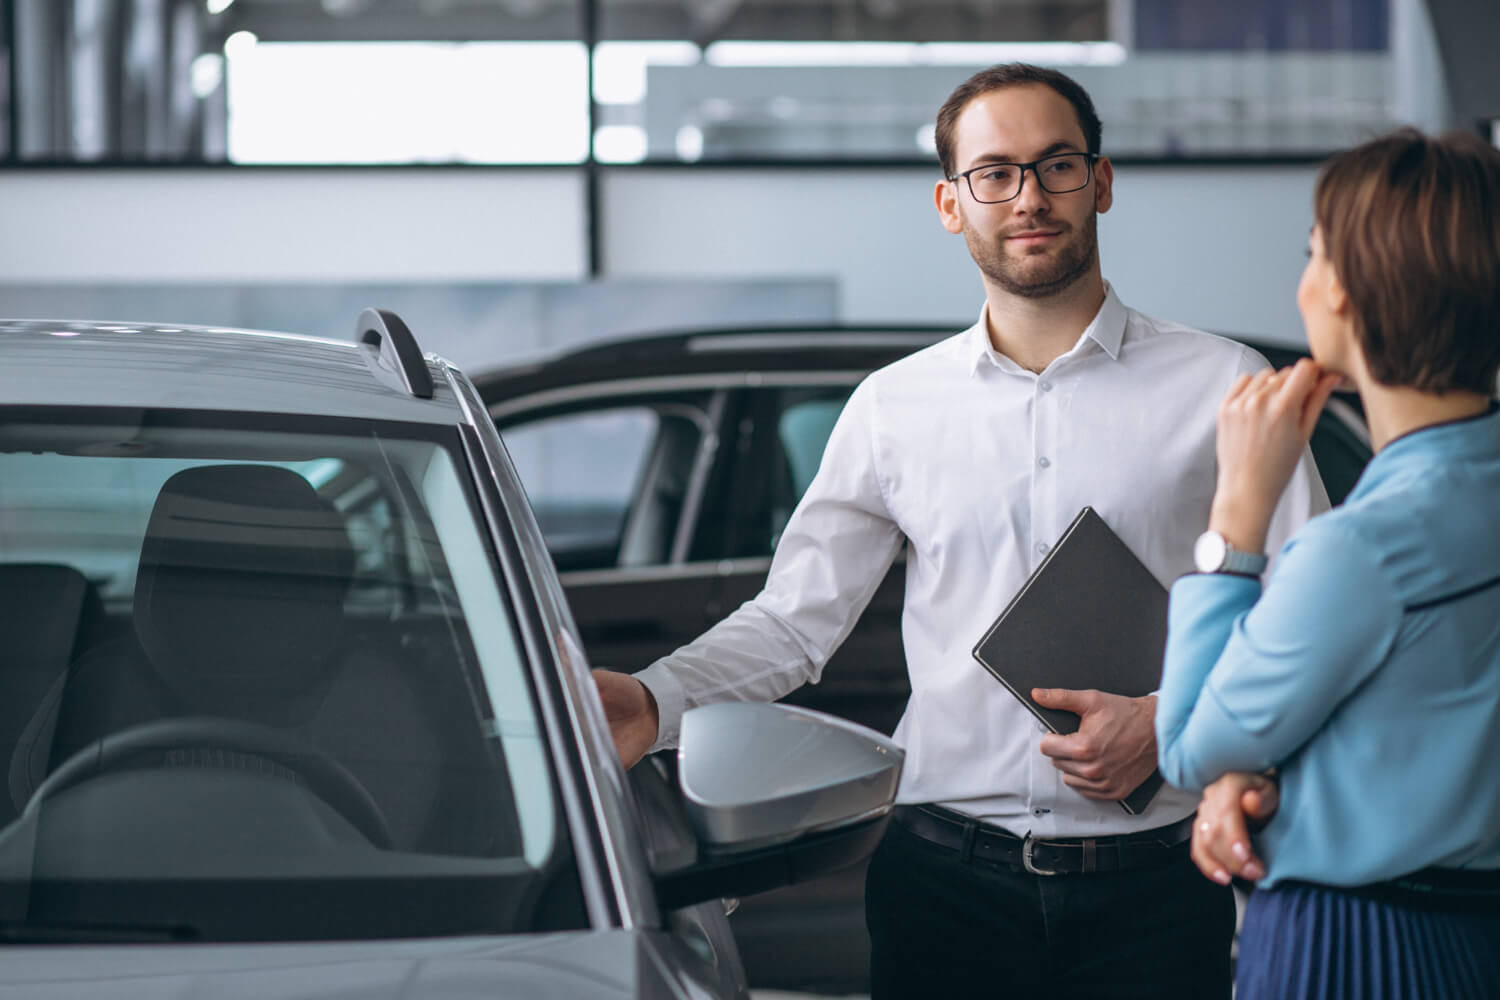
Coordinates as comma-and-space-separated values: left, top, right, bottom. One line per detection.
971, 507, 1167, 814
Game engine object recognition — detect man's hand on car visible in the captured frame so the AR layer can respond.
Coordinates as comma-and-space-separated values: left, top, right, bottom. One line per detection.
1033, 689, 1158, 801
592, 669, 659, 768
1191, 771, 1279, 885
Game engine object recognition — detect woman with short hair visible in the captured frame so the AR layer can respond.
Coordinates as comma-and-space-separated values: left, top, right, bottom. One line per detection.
1156, 127, 1500, 998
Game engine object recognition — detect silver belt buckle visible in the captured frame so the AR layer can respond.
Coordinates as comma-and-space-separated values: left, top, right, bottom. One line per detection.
1022, 834, 1059, 876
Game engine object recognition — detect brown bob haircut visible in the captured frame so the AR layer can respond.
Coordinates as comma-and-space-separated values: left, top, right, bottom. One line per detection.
1315, 127, 1500, 395
934, 63, 1102, 180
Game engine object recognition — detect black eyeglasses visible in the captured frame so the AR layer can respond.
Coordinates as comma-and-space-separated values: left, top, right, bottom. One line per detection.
948, 152, 1099, 204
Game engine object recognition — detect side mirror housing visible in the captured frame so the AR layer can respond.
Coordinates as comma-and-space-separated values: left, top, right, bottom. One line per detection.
652, 703, 902, 909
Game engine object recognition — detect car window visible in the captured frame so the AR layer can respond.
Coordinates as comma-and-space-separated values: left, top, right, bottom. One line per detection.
0, 410, 579, 942
503, 407, 656, 571
779, 398, 846, 499
766, 388, 854, 554
503, 402, 711, 571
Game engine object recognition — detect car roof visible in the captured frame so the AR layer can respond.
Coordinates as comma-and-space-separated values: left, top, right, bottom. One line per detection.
471, 323, 1321, 403
473, 325, 959, 401
0, 318, 463, 425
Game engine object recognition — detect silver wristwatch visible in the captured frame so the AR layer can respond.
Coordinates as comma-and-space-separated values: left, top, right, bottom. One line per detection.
1193, 530, 1268, 576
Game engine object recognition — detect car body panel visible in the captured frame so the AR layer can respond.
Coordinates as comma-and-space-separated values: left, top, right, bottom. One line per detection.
0, 930, 731, 999
0, 320, 456, 424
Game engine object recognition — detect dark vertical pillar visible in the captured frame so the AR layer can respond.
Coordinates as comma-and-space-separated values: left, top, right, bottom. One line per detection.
584, 0, 602, 279
119, 0, 174, 158
15, 0, 68, 159
1, 0, 13, 159
166, 0, 204, 158
68, 0, 123, 160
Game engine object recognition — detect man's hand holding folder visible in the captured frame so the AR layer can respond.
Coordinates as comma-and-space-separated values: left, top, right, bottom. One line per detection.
1032, 687, 1160, 802
970, 507, 1171, 813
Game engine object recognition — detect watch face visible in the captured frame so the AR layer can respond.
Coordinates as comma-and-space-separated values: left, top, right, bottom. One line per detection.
1194, 531, 1227, 573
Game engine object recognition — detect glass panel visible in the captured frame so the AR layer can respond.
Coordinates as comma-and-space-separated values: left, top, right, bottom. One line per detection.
502, 407, 658, 569
0, 0, 10, 160
597, 0, 1403, 162
9, 0, 588, 164
715, 385, 854, 558
0, 412, 578, 941
226, 40, 588, 164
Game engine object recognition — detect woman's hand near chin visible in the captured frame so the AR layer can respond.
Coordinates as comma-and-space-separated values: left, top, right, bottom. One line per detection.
1209, 359, 1343, 553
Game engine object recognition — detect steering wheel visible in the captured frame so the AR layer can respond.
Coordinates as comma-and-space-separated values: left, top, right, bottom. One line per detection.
30, 716, 393, 849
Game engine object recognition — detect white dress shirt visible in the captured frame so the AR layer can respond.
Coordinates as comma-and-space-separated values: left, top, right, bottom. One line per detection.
636, 284, 1329, 838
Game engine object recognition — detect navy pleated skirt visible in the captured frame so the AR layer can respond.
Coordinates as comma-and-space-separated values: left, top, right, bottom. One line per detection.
1236, 880, 1500, 999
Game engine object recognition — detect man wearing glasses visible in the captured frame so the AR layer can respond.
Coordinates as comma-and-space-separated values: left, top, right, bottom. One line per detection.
597, 64, 1326, 998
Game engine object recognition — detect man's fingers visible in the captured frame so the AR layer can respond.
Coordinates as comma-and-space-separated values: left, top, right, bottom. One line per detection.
1032, 687, 1093, 714
1063, 778, 1118, 800
1037, 732, 1088, 761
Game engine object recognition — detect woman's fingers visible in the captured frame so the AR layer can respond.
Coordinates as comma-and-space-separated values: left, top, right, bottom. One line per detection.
1300, 371, 1343, 439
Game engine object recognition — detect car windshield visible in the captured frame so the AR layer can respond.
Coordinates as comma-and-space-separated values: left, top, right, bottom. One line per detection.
0, 408, 579, 943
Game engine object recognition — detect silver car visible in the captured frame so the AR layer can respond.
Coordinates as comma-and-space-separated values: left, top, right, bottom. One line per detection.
0, 313, 901, 998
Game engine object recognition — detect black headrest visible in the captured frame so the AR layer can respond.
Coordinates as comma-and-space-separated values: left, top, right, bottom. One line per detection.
133, 465, 355, 723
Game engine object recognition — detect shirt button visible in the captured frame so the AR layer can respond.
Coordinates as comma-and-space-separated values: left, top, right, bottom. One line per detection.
1036, 542, 1050, 555
1040, 380, 1053, 392
1038, 457, 1050, 468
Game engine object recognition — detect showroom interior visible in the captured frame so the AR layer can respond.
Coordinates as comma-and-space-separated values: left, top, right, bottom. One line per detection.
2, 0, 1495, 376
1, 3, 1498, 997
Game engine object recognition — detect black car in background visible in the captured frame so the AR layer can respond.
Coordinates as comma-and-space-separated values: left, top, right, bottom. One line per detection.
476, 326, 1373, 993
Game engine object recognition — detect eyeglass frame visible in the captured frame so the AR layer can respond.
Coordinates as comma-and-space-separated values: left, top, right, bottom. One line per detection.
947, 152, 1102, 205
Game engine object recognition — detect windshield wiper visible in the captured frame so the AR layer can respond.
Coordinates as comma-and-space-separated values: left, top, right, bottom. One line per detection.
0, 920, 199, 944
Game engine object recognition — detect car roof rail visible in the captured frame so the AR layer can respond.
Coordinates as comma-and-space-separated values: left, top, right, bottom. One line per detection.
356, 307, 434, 399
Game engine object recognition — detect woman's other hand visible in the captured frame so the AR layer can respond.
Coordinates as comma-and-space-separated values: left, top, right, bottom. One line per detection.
1191, 771, 1280, 885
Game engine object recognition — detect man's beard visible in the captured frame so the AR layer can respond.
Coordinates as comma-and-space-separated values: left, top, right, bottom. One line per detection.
963, 211, 1099, 299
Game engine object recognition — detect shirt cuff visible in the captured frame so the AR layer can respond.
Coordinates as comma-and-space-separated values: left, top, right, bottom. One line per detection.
635, 662, 688, 755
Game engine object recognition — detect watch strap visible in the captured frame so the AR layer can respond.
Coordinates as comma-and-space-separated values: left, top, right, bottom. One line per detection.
1220, 545, 1268, 576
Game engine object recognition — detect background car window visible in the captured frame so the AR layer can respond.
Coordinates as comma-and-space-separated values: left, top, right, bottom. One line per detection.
770, 394, 850, 550
726, 387, 853, 557
779, 398, 846, 499
503, 407, 657, 571
504, 403, 711, 571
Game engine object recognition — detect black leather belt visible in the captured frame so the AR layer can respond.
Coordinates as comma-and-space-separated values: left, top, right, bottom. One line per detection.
892, 803, 1193, 876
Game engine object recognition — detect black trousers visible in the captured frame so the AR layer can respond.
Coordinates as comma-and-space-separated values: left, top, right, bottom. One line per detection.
865, 814, 1236, 1000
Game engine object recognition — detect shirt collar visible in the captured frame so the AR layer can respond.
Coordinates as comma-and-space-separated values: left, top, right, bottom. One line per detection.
964, 282, 1129, 376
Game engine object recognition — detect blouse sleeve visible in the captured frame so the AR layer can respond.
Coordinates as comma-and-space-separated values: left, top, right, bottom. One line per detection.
1156, 518, 1403, 793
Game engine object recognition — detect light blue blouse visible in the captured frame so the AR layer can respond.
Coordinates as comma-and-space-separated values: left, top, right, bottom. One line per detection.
1157, 405, 1500, 887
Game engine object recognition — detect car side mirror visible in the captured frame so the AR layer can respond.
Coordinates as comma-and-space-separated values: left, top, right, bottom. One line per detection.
652, 702, 903, 909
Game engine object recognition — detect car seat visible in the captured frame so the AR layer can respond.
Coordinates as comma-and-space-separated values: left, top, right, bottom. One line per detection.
7, 465, 512, 854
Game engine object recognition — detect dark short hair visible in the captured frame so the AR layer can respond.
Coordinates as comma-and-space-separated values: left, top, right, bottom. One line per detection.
934, 63, 1102, 179
1314, 128, 1500, 394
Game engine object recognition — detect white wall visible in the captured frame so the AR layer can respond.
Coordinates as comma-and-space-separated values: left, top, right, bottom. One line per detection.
603, 163, 1319, 345
0, 168, 587, 283
0, 162, 1318, 347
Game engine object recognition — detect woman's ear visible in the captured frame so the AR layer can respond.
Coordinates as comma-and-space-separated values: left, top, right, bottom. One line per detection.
1326, 269, 1350, 318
